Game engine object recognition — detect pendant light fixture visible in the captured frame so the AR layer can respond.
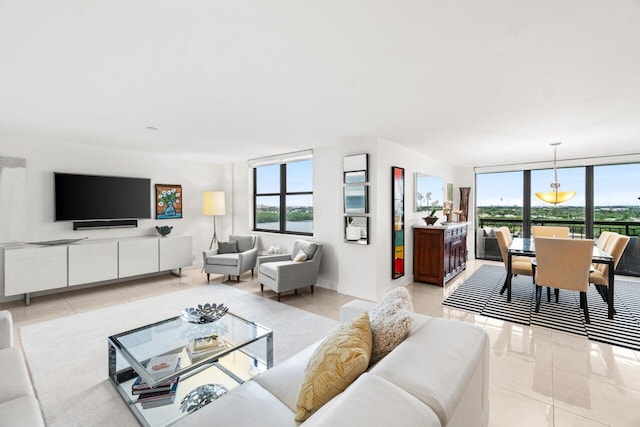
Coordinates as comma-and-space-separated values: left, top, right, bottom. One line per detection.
535, 142, 576, 205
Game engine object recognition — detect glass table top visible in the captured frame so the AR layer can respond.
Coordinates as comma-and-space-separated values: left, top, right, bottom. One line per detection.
109, 312, 272, 387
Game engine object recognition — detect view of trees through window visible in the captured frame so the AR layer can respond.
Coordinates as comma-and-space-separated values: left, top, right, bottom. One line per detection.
254, 159, 313, 234
477, 163, 640, 241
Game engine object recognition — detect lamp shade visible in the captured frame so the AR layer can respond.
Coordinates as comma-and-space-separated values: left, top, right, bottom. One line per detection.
203, 191, 226, 216
535, 191, 576, 205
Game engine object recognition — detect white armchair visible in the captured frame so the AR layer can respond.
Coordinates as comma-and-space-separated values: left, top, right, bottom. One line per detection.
203, 235, 258, 283
258, 240, 322, 301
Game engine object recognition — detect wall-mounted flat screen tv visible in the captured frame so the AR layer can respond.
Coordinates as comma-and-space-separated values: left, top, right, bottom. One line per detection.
54, 173, 151, 221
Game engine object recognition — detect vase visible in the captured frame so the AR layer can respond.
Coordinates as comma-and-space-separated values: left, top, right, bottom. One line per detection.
459, 187, 471, 222
165, 201, 176, 217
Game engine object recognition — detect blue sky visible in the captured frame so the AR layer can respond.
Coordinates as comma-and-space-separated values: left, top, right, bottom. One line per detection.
256, 160, 313, 207
477, 164, 640, 207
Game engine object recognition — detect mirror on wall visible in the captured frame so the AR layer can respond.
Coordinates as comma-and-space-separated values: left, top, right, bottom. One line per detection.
343, 154, 368, 183
414, 173, 444, 212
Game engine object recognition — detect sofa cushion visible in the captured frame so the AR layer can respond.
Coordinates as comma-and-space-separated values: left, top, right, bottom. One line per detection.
0, 347, 34, 403
254, 342, 320, 412
229, 235, 255, 253
369, 287, 414, 364
369, 318, 489, 426
0, 395, 45, 427
295, 311, 372, 421
174, 381, 296, 427
218, 240, 239, 254
206, 253, 239, 266
303, 373, 441, 427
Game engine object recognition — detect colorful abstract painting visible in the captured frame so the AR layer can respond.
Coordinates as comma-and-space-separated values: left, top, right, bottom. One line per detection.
392, 166, 405, 279
155, 184, 182, 219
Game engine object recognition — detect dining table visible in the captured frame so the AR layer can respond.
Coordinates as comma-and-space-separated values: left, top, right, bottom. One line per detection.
505, 237, 616, 319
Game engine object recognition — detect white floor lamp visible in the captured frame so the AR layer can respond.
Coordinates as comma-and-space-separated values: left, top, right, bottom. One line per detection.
203, 191, 226, 250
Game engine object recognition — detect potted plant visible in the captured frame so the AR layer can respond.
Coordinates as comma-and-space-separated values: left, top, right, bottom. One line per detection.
424, 208, 438, 226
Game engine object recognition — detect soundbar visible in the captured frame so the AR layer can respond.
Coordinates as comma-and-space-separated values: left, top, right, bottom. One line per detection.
73, 219, 138, 230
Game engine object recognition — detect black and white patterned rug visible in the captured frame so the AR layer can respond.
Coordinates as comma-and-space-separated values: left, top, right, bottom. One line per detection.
443, 264, 640, 351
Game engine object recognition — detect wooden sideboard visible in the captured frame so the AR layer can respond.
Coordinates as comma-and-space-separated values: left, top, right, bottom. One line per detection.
413, 223, 467, 286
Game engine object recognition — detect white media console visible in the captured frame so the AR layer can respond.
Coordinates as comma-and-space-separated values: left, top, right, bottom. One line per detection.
2, 235, 193, 305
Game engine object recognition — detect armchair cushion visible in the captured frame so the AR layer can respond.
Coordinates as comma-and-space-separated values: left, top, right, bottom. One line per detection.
206, 253, 239, 267
292, 240, 318, 260
218, 240, 239, 254
230, 235, 256, 252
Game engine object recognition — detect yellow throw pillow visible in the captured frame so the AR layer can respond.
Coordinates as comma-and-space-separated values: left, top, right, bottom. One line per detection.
295, 311, 372, 421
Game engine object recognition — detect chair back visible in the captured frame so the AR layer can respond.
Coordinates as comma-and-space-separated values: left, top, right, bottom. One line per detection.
291, 240, 322, 263
597, 231, 614, 250
531, 226, 570, 238
498, 226, 512, 244
494, 228, 510, 269
534, 237, 593, 292
229, 235, 257, 252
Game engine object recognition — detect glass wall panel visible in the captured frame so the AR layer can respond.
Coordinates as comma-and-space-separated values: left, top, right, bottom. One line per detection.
531, 167, 585, 237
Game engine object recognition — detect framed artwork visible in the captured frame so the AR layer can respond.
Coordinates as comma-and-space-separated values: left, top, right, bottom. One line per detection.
155, 184, 182, 219
392, 166, 405, 279
344, 184, 368, 214
344, 216, 369, 245
343, 154, 368, 183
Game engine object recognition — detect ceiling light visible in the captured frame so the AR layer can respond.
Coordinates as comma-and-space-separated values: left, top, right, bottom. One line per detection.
535, 142, 576, 205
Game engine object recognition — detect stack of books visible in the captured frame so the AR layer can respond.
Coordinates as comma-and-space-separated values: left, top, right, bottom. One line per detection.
134, 355, 181, 409
186, 334, 227, 361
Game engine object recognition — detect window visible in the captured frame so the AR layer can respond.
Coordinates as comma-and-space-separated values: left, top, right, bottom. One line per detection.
253, 157, 313, 235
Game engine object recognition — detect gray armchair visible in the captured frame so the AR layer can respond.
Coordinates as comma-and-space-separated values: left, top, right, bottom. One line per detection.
258, 240, 322, 301
202, 235, 258, 283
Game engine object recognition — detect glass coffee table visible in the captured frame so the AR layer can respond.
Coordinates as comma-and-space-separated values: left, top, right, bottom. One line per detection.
108, 312, 272, 426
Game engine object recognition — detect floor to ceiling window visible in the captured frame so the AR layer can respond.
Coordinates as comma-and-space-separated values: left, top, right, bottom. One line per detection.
531, 166, 585, 236
475, 162, 640, 276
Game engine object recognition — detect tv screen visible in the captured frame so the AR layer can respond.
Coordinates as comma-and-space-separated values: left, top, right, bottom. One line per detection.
54, 173, 151, 221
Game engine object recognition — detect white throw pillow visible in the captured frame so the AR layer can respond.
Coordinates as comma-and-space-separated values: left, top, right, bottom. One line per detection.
368, 287, 414, 364
293, 250, 307, 262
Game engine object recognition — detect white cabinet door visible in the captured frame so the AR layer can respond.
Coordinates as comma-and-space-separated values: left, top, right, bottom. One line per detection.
159, 235, 193, 271
4, 246, 67, 296
119, 238, 159, 278
68, 241, 118, 286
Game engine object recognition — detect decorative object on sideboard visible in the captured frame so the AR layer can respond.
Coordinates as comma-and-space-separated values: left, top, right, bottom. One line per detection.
423, 208, 438, 226
182, 303, 229, 324
202, 191, 226, 250
459, 187, 471, 222
156, 184, 183, 219
155, 225, 173, 236
180, 384, 228, 413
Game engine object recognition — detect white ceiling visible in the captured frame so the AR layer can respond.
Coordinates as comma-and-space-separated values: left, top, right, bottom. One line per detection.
1, 0, 640, 167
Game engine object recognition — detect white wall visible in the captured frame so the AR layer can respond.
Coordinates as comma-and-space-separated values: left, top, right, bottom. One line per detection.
230, 139, 457, 302
0, 138, 222, 259
230, 146, 341, 290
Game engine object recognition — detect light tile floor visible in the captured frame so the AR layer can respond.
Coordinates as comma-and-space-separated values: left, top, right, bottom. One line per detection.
2, 259, 640, 426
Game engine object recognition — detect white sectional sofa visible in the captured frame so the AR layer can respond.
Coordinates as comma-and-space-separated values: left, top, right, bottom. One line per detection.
0, 310, 45, 426
176, 299, 490, 426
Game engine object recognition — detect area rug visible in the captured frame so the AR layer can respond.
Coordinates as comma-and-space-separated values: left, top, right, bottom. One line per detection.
443, 264, 640, 351
20, 284, 338, 427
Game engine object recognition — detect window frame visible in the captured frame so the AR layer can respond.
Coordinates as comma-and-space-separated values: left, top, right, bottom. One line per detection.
253, 160, 313, 236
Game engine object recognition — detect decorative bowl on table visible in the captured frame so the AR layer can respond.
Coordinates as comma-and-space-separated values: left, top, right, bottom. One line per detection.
155, 225, 173, 236
181, 303, 229, 324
